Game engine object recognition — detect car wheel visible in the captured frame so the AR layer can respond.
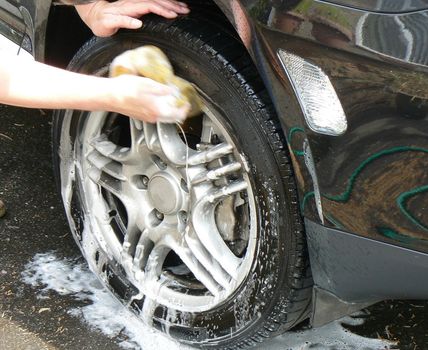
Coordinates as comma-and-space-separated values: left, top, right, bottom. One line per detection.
52, 15, 312, 349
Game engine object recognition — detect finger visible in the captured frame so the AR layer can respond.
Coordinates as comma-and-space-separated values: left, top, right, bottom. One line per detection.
116, 2, 180, 19
154, 99, 191, 123
172, 103, 191, 123
139, 2, 180, 18
103, 14, 142, 31
138, 78, 174, 95
114, 75, 173, 95
132, 114, 157, 124
150, 0, 190, 14
123, 0, 189, 12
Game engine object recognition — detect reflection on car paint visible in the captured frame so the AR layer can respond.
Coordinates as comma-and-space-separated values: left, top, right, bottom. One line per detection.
289, 124, 428, 245
236, 0, 428, 253
300, 144, 428, 243
397, 185, 428, 231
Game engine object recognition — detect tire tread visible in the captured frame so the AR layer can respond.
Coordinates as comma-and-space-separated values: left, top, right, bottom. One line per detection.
147, 16, 314, 350
65, 13, 313, 350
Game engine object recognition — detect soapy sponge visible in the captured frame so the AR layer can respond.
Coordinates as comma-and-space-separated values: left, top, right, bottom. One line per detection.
109, 45, 203, 122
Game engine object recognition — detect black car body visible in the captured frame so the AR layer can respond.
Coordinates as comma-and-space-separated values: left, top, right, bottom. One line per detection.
1, 0, 428, 347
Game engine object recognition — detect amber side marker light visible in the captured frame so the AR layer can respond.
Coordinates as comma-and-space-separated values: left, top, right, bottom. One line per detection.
277, 49, 347, 136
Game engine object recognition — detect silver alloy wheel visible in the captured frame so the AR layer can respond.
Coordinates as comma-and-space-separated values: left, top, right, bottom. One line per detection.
60, 99, 257, 313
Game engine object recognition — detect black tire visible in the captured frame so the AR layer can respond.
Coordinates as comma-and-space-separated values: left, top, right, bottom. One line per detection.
52, 14, 312, 349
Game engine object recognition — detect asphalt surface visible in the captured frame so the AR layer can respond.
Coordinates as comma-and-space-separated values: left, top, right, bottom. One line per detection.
0, 105, 428, 350
0, 105, 121, 350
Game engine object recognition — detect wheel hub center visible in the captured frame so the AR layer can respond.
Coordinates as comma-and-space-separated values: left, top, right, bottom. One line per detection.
148, 173, 183, 214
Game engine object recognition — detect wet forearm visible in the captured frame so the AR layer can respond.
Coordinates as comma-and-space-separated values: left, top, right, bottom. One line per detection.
0, 56, 114, 111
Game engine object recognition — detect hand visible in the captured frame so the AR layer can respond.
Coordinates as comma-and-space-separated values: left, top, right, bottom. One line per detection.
75, 0, 190, 37
108, 74, 190, 123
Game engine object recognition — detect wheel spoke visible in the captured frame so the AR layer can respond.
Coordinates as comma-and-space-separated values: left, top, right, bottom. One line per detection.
122, 213, 141, 256
130, 119, 145, 152
146, 223, 171, 245
188, 142, 233, 166
87, 167, 123, 198
121, 224, 167, 282
191, 181, 248, 280
172, 242, 222, 296
128, 223, 172, 272
157, 123, 197, 166
192, 162, 241, 185
200, 114, 214, 144
87, 150, 126, 181
144, 244, 170, 281
91, 135, 130, 162
206, 181, 248, 203
133, 229, 154, 272
143, 122, 163, 154
184, 227, 232, 289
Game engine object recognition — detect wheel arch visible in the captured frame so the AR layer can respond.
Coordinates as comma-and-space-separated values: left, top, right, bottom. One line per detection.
43, 0, 237, 68
44, 4, 92, 67
211, 0, 321, 223
42, 0, 316, 220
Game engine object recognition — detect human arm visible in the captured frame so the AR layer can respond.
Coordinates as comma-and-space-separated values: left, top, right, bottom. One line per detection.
75, 0, 189, 37
0, 55, 189, 123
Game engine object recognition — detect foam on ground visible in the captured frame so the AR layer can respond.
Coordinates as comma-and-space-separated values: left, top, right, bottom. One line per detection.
21, 252, 395, 350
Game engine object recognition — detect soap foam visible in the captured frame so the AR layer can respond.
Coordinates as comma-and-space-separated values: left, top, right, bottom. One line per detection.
21, 252, 395, 350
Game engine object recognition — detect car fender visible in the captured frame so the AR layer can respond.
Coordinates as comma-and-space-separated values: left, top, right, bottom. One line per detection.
212, 0, 321, 223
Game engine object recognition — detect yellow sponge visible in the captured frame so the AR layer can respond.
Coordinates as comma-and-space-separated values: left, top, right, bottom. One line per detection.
109, 45, 203, 118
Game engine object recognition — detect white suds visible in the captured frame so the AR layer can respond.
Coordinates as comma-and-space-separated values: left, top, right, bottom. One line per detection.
21, 252, 192, 350
21, 252, 395, 350
263, 313, 395, 350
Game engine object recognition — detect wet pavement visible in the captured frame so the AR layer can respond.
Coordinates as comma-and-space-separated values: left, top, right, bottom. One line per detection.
0, 105, 427, 350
